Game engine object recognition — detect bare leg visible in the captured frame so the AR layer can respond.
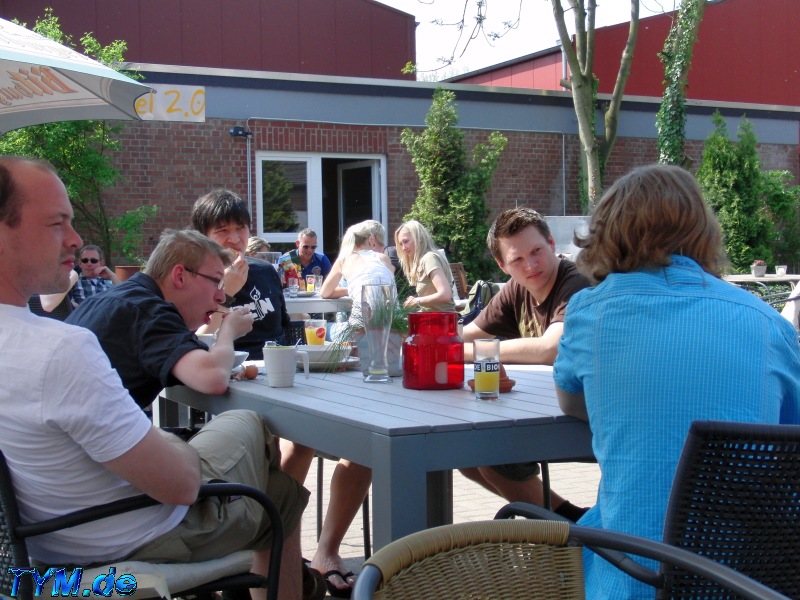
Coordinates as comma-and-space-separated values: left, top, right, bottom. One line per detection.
458, 467, 501, 495
310, 460, 371, 593
477, 466, 568, 508
280, 439, 315, 483
251, 522, 302, 600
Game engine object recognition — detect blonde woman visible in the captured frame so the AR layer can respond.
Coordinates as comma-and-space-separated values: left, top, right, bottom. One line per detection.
321, 221, 396, 340
395, 219, 455, 312
244, 236, 270, 257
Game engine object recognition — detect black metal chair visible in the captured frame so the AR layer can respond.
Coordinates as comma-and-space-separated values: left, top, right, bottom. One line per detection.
497, 420, 800, 599
352, 519, 789, 600
0, 450, 284, 600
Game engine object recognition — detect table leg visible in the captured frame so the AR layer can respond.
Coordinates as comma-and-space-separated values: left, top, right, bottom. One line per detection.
426, 470, 452, 527
370, 432, 430, 550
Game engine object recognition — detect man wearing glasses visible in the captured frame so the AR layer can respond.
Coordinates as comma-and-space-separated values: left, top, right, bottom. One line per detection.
67, 229, 256, 412
281, 228, 332, 280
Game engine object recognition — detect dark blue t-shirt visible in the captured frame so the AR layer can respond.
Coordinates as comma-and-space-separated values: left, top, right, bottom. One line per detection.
66, 272, 203, 408
232, 258, 291, 359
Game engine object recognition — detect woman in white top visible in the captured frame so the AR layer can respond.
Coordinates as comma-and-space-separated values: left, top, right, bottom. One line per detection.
321, 221, 396, 341
395, 219, 456, 312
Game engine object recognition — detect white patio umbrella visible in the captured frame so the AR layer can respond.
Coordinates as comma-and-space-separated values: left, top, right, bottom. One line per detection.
0, 17, 148, 134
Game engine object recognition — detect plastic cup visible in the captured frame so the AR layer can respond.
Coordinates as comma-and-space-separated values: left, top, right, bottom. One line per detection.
304, 319, 327, 345
262, 345, 309, 387
473, 338, 500, 401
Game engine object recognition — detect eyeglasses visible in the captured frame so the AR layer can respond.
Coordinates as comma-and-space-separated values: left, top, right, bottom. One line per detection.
185, 268, 224, 289
80, 258, 100, 264
301, 245, 317, 250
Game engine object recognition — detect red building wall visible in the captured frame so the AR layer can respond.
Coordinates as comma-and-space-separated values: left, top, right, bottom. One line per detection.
455, 0, 800, 108
593, 0, 800, 106
0, 0, 416, 79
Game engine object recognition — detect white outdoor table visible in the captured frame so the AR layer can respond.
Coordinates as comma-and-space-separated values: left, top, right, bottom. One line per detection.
165, 364, 593, 550
724, 273, 800, 285
283, 293, 352, 314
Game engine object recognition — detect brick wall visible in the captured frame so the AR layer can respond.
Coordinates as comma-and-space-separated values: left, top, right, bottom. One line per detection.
104, 119, 799, 262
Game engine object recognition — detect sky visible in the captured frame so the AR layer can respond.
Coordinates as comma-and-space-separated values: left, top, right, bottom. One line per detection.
375, 0, 682, 79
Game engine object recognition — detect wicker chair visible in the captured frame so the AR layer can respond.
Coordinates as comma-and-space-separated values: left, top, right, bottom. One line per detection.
352, 519, 788, 600
497, 420, 800, 599
449, 262, 469, 301
0, 450, 284, 600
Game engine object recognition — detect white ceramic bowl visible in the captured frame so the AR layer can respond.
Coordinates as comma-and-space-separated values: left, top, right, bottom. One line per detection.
294, 343, 352, 365
233, 351, 249, 368
197, 333, 216, 348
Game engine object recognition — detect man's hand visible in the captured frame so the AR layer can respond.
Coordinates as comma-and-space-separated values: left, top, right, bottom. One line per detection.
217, 306, 255, 342
223, 251, 249, 297
96, 266, 121, 284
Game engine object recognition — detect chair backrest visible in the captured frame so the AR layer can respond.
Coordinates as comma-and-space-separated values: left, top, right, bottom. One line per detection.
285, 320, 306, 345
662, 420, 800, 599
357, 520, 585, 599
449, 262, 469, 300
354, 519, 789, 600
0, 450, 34, 600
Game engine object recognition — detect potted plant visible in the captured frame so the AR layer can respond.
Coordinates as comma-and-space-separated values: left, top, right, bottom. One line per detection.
751, 259, 767, 278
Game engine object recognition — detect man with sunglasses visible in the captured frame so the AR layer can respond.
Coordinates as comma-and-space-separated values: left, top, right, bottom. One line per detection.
70, 244, 121, 304
280, 228, 332, 281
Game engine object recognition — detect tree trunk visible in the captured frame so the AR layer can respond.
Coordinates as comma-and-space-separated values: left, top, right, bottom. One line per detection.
552, 0, 639, 211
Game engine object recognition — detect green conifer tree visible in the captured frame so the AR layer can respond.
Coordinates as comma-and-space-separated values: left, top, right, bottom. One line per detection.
401, 89, 506, 280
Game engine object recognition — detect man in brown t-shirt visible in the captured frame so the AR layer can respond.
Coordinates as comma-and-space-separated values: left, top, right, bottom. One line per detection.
463, 208, 589, 363
460, 207, 590, 521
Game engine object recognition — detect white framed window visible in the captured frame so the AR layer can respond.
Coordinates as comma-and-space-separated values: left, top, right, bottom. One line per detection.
255, 151, 387, 256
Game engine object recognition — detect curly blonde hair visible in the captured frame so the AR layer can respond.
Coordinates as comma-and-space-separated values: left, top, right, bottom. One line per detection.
575, 164, 727, 283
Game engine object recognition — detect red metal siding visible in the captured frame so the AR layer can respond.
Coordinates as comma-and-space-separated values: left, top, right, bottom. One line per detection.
336, 0, 373, 78
456, 50, 563, 89
221, 0, 264, 70
299, 0, 337, 75
0, 0, 416, 79
593, 0, 800, 105
454, 0, 800, 107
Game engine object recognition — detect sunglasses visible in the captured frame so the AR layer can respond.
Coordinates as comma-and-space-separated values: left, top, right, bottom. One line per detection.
80, 258, 100, 264
301, 245, 318, 250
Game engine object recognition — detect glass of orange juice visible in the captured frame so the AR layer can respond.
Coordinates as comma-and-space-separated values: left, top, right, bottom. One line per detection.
473, 338, 500, 401
304, 319, 327, 345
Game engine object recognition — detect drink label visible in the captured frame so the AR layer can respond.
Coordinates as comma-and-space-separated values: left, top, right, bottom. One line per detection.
474, 361, 500, 373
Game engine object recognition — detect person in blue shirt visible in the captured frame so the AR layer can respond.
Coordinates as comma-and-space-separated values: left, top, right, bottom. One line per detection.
280, 228, 332, 281
553, 164, 800, 600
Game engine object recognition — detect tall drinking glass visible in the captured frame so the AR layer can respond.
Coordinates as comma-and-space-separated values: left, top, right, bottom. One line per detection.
361, 283, 394, 383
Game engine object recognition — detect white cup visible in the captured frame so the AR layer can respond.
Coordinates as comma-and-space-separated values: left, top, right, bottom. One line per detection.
263, 345, 310, 387
776, 265, 787, 276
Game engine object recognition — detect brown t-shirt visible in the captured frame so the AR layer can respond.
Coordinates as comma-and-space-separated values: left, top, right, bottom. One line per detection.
474, 259, 589, 339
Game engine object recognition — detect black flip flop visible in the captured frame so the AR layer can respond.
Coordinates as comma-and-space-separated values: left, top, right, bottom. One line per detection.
322, 569, 356, 599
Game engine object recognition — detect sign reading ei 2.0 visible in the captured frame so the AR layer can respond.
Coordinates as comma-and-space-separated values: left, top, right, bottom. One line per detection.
135, 84, 205, 122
